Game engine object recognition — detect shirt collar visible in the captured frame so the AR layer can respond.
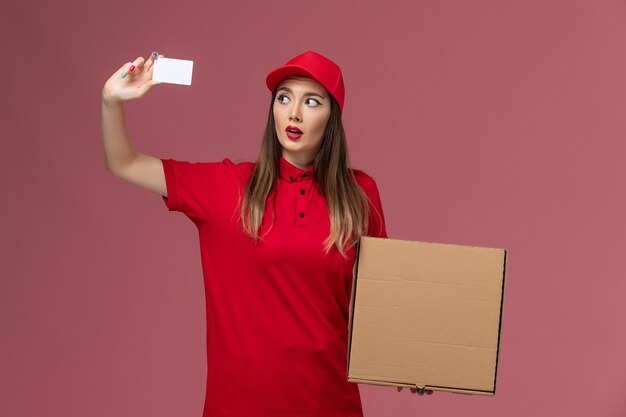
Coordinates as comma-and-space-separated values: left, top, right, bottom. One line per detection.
279, 154, 315, 183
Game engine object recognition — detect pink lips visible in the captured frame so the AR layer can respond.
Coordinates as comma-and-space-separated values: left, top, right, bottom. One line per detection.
286, 125, 303, 140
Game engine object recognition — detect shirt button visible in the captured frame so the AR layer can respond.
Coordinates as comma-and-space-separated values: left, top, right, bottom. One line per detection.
302, 173, 307, 178
289, 176, 294, 183
299, 212, 305, 218
300, 189, 305, 195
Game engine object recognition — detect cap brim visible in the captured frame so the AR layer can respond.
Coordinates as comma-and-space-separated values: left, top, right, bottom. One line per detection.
266, 65, 318, 93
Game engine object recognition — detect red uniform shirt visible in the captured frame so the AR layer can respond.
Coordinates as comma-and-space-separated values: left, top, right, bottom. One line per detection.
160, 154, 388, 417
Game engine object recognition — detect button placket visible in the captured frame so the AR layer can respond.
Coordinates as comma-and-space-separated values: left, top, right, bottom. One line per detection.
295, 173, 312, 228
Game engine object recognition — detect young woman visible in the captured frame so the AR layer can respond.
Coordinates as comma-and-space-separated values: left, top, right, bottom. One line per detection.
101, 50, 429, 417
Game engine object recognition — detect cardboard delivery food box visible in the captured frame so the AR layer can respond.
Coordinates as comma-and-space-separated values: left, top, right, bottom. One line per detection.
347, 236, 507, 396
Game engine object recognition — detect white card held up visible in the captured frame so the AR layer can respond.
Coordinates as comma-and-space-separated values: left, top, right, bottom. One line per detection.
153, 57, 194, 85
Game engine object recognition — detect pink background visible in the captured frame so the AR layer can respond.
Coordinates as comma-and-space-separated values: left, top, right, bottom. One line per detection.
2, 1, 626, 416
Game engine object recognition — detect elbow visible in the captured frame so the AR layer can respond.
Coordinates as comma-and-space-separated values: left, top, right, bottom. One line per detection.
105, 159, 122, 177
104, 158, 116, 175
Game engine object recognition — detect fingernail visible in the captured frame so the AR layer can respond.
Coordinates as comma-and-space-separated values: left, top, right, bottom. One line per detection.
129, 65, 135, 72
121, 72, 127, 78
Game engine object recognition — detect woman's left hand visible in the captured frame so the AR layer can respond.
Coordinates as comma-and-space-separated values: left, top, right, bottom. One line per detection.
396, 387, 434, 396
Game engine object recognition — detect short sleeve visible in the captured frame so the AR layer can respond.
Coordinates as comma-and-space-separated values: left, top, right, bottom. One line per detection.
161, 158, 237, 222
354, 171, 388, 238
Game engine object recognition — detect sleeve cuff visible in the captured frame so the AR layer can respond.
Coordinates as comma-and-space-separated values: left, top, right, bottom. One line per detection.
161, 159, 180, 211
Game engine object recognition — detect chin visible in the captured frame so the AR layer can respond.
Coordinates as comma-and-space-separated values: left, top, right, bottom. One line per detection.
279, 136, 303, 149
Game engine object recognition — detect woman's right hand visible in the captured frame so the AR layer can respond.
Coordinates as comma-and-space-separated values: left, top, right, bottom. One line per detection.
102, 51, 164, 104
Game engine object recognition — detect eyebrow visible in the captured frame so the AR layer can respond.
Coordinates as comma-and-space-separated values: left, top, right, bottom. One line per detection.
276, 86, 326, 100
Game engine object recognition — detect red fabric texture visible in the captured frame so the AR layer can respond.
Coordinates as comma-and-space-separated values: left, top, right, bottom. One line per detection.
161, 154, 388, 417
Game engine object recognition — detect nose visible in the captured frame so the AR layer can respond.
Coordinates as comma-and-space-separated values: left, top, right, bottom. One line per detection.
289, 105, 302, 122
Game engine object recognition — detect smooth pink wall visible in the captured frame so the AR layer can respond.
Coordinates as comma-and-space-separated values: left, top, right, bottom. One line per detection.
2, 1, 625, 416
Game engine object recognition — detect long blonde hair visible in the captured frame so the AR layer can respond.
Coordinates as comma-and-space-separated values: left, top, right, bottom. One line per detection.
239, 89, 370, 259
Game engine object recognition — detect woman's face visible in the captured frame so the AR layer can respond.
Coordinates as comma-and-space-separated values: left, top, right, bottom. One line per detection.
273, 75, 331, 168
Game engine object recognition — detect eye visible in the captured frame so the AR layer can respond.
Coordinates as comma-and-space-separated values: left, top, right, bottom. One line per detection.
276, 94, 289, 104
306, 98, 320, 107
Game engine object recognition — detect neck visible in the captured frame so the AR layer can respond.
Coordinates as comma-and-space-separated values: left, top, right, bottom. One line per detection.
281, 150, 316, 170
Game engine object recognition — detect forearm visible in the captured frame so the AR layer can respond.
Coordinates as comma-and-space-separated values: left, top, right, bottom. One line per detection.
101, 97, 140, 174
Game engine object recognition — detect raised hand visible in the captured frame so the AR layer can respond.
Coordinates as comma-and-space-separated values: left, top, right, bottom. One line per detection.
102, 51, 164, 104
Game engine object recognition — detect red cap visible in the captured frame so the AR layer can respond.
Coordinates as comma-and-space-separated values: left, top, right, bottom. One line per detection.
266, 51, 345, 113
